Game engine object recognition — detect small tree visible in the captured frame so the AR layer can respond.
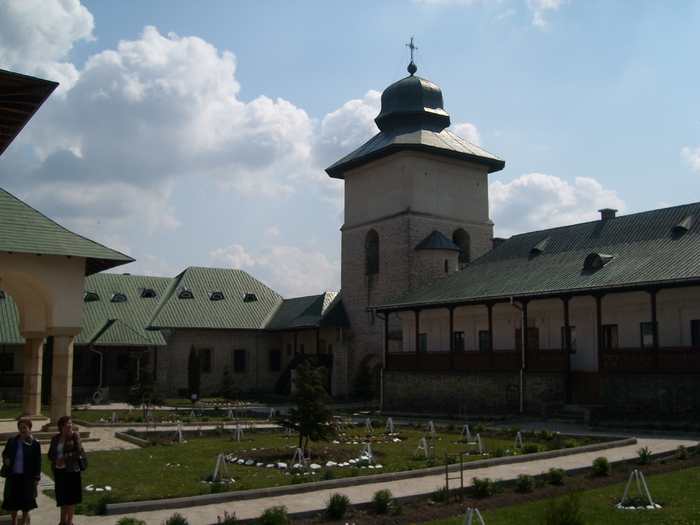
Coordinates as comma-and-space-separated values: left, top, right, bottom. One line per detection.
352, 364, 376, 408
280, 358, 334, 459
128, 368, 164, 409
188, 346, 202, 402
220, 365, 238, 400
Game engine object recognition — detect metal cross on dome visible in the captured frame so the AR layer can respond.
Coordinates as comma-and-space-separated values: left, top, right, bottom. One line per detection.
406, 36, 418, 61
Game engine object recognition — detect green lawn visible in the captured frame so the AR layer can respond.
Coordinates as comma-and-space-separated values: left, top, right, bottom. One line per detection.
38, 424, 600, 514
426, 465, 700, 525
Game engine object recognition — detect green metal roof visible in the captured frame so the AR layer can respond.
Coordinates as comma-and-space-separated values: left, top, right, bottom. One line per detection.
266, 291, 349, 331
0, 294, 23, 345
148, 267, 283, 330
326, 128, 505, 179
415, 230, 461, 251
374, 202, 700, 311
77, 273, 171, 346
0, 188, 134, 275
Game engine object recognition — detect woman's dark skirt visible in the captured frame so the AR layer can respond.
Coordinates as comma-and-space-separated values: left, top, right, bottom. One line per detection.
1, 473, 38, 512
54, 468, 82, 506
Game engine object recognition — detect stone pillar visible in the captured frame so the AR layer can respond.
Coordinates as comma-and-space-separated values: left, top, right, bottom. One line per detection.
22, 338, 45, 419
50, 335, 74, 424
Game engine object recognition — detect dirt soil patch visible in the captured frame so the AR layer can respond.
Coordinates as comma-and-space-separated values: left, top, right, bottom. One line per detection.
293, 450, 700, 525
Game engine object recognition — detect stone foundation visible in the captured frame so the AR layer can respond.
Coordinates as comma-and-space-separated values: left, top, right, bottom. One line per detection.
383, 370, 566, 417
599, 374, 700, 421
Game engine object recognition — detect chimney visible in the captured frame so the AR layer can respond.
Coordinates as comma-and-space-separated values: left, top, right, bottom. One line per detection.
492, 237, 507, 250
599, 208, 617, 220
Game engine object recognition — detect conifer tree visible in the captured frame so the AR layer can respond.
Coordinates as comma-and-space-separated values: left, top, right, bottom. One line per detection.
280, 358, 334, 458
128, 367, 164, 409
188, 345, 202, 402
353, 364, 376, 408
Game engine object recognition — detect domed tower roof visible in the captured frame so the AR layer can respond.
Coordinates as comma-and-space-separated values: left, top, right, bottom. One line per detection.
326, 59, 505, 179
374, 61, 451, 133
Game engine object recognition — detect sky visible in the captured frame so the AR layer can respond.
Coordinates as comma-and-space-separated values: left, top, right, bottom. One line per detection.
1, 0, 699, 298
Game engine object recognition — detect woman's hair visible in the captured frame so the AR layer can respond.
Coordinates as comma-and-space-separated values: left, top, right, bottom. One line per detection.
17, 418, 32, 430
57, 415, 72, 430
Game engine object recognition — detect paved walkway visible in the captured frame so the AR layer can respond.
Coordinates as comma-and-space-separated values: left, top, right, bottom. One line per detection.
0, 412, 697, 525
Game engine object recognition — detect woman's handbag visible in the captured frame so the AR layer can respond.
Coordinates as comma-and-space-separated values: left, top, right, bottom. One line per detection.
0, 463, 8, 478
73, 433, 88, 471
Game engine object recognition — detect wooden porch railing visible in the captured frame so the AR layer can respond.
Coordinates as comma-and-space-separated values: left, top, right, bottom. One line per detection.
601, 347, 700, 373
386, 350, 566, 372
386, 347, 700, 374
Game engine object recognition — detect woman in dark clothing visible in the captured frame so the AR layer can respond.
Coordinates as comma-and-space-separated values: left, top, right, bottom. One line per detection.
47, 416, 83, 525
1, 418, 41, 525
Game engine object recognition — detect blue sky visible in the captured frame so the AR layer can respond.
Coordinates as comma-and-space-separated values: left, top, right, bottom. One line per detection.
1, 0, 699, 297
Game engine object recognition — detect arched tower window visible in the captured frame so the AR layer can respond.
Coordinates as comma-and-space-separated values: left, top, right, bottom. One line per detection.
453, 228, 470, 268
365, 229, 379, 275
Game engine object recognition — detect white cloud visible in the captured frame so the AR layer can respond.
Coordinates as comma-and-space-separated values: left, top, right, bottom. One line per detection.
0, 0, 94, 93
494, 9, 516, 21
210, 244, 340, 297
452, 123, 482, 146
681, 146, 700, 174
526, 0, 568, 27
490, 173, 626, 237
4, 24, 318, 238
263, 227, 282, 240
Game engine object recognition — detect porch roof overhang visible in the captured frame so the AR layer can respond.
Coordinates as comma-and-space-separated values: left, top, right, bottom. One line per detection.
371, 276, 700, 315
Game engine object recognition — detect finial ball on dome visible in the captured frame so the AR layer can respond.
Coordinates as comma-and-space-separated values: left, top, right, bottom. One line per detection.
407, 60, 417, 76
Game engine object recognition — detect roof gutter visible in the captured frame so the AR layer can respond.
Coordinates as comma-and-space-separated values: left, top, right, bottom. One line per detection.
370, 276, 700, 314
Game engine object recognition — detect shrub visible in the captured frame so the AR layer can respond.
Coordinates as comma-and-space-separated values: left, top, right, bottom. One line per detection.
321, 469, 336, 481
515, 474, 534, 493
471, 477, 493, 497
325, 493, 351, 520
447, 423, 455, 431
95, 493, 119, 515
125, 428, 140, 438
548, 467, 566, 486
542, 492, 584, 525
636, 446, 653, 465
474, 423, 485, 433
539, 428, 552, 440
522, 443, 540, 454
393, 500, 403, 514
217, 511, 238, 525
564, 438, 579, 448
492, 479, 506, 493
432, 485, 448, 502
117, 519, 147, 525
214, 425, 224, 435
256, 506, 291, 525
591, 456, 611, 477
162, 513, 189, 525
371, 489, 393, 514
678, 444, 689, 460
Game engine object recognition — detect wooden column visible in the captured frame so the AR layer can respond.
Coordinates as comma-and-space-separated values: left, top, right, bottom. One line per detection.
649, 289, 659, 368
414, 309, 421, 369
594, 294, 604, 371
562, 296, 572, 404
522, 300, 529, 369
383, 313, 389, 364
448, 306, 455, 368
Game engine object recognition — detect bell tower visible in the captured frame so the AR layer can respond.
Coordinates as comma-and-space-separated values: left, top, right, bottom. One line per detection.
326, 57, 505, 395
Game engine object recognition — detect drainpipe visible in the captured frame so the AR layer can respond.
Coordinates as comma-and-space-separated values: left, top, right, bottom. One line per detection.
89, 344, 103, 403
510, 297, 526, 413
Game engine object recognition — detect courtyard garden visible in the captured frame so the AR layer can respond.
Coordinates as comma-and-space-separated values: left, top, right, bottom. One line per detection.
36, 419, 610, 515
